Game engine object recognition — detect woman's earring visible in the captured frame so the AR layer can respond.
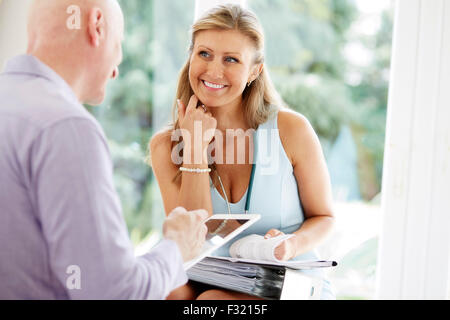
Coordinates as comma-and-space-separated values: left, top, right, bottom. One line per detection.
247, 80, 253, 88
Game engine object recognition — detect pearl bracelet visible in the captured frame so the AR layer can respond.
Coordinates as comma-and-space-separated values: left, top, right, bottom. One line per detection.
179, 167, 212, 174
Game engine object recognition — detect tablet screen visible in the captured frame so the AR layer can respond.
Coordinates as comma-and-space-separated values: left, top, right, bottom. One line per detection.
184, 214, 260, 270
205, 219, 249, 242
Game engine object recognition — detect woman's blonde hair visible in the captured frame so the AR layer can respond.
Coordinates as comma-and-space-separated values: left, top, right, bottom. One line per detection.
161, 4, 284, 182
171, 4, 283, 131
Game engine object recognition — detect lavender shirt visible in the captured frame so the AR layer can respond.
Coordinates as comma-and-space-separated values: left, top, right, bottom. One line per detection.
0, 55, 187, 299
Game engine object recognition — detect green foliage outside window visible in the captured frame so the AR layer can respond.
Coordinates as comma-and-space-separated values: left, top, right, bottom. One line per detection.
88, 0, 393, 247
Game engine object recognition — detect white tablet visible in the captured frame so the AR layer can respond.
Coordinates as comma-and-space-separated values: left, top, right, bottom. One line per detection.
183, 214, 260, 270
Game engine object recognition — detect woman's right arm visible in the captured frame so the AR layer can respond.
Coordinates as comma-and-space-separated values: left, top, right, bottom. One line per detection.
150, 96, 216, 216
149, 130, 181, 216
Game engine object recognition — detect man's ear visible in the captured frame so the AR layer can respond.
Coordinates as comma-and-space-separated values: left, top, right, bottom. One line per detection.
87, 7, 105, 47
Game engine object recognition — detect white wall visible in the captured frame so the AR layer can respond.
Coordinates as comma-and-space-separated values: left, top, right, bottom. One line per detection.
376, 0, 450, 299
0, 0, 30, 70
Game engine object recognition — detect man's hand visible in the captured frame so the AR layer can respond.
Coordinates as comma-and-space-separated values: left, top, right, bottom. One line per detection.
163, 207, 208, 262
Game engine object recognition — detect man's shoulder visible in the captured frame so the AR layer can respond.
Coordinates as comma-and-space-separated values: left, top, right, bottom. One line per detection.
0, 75, 98, 132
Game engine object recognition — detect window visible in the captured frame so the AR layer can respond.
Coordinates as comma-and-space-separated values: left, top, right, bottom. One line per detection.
88, 0, 195, 246
90, 0, 395, 299
247, 0, 395, 299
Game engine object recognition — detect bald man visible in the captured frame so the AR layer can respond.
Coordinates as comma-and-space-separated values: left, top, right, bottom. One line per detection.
0, 0, 208, 299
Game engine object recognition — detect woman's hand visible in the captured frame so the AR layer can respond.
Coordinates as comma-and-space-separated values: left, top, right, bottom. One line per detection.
264, 229, 298, 261
177, 95, 217, 165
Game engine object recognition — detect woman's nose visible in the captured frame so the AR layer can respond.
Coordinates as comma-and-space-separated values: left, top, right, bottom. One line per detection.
206, 59, 224, 79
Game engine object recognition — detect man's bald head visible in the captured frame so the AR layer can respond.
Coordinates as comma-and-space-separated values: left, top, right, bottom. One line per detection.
28, 0, 122, 47
27, 0, 124, 105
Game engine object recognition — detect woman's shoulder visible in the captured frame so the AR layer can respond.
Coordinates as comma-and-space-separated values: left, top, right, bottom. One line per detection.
277, 108, 315, 140
150, 126, 173, 149
148, 126, 175, 166
277, 108, 320, 164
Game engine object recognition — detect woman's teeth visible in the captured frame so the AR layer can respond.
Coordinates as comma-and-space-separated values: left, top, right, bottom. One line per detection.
203, 81, 225, 89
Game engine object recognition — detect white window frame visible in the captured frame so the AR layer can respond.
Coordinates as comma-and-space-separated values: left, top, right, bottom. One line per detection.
375, 0, 450, 299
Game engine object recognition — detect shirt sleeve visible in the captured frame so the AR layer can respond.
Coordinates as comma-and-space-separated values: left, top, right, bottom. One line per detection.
30, 118, 187, 299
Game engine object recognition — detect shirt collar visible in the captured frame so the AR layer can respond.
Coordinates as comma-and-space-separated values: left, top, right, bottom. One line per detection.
2, 54, 80, 104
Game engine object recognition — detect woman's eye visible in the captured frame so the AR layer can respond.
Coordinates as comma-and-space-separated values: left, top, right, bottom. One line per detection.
199, 51, 210, 58
225, 57, 239, 63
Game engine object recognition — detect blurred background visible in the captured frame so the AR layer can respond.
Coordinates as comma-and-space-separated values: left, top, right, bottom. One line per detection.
0, 0, 395, 299
87, 0, 394, 300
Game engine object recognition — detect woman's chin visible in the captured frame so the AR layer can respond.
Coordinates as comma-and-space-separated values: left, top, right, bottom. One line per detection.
196, 96, 221, 108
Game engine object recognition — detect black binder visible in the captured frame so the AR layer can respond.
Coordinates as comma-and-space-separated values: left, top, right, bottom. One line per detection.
187, 257, 296, 300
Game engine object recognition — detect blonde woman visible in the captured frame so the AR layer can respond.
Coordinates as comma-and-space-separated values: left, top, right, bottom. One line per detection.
150, 4, 336, 300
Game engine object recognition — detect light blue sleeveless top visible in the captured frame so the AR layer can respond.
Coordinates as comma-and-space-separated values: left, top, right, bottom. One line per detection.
210, 111, 324, 276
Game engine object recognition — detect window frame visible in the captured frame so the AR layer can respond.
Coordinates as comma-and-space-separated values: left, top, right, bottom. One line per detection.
375, 0, 450, 299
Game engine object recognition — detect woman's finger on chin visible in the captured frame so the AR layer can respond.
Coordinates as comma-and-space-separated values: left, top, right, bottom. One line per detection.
186, 95, 199, 114
177, 99, 186, 119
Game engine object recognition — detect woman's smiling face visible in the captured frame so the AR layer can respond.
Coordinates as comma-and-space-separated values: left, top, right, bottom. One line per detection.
189, 29, 259, 109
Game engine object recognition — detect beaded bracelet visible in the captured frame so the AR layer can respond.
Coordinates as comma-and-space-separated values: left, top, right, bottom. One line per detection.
179, 167, 212, 174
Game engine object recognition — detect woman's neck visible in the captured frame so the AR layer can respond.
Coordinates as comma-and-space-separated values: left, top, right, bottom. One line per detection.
209, 98, 249, 133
